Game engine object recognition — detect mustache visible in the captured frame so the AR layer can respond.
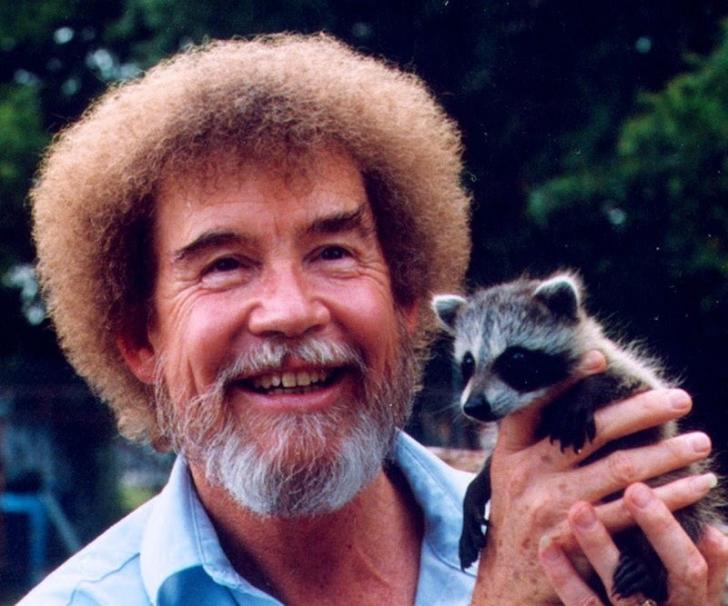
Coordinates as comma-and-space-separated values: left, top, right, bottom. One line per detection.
154, 336, 369, 449
215, 337, 367, 392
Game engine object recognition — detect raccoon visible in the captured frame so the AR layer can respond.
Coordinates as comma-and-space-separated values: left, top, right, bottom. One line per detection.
432, 271, 720, 603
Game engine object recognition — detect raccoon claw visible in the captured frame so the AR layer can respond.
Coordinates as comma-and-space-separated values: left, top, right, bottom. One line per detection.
612, 551, 668, 602
459, 518, 488, 570
542, 405, 596, 453
560, 415, 596, 453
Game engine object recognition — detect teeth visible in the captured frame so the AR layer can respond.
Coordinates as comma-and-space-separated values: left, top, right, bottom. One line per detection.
296, 371, 311, 386
251, 369, 330, 390
282, 372, 296, 388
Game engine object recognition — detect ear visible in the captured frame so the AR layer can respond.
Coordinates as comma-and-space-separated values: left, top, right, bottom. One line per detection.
431, 294, 468, 334
533, 273, 581, 320
115, 332, 158, 385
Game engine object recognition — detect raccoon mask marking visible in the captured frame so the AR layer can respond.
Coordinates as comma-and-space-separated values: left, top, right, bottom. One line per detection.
432, 271, 720, 604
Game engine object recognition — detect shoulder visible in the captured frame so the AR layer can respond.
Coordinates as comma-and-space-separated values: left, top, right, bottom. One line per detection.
18, 499, 156, 606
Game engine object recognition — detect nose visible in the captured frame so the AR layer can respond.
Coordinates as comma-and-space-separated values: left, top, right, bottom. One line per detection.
463, 392, 497, 422
247, 263, 330, 338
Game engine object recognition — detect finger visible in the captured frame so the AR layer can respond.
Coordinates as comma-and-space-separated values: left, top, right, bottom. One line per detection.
567, 502, 646, 606
571, 349, 608, 380
586, 389, 693, 455
497, 350, 607, 453
568, 502, 620, 587
697, 525, 728, 604
538, 535, 605, 606
568, 432, 711, 502
624, 483, 708, 605
554, 473, 718, 551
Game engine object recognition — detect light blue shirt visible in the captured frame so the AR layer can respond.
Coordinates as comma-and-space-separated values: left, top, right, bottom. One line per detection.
19, 432, 477, 605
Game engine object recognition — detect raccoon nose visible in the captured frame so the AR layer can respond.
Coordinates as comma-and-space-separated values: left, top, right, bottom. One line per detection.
463, 393, 498, 422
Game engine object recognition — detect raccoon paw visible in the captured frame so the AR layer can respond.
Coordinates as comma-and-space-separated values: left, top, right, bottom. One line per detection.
611, 551, 668, 603
541, 401, 596, 453
459, 518, 488, 570
458, 522, 487, 570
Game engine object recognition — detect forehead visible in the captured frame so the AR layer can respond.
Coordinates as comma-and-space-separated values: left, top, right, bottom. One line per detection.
454, 286, 572, 359
154, 147, 371, 240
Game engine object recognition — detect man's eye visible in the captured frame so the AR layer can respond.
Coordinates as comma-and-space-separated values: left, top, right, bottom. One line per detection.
205, 257, 241, 274
319, 246, 350, 261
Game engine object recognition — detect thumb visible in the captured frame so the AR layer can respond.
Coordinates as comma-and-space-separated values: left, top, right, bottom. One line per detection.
494, 350, 607, 454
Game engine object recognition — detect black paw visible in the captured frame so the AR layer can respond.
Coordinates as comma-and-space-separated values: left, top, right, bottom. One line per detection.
612, 551, 668, 602
459, 517, 488, 570
458, 461, 492, 569
540, 402, 596, 452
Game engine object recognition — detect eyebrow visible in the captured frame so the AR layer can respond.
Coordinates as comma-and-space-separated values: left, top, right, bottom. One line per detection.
172, 231, 250, 264
171, 203, 373, 264
303, 204, 372, 238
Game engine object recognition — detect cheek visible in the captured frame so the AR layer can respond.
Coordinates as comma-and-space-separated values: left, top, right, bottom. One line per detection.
154, 295, 242, 396
330, 285, 402, 366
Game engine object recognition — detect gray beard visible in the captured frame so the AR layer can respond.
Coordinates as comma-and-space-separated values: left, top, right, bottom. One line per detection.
154, 320, 417, 517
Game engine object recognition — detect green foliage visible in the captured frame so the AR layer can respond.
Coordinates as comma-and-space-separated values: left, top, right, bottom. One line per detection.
0, 84, 46, 190
530, 22, 728, 285
0, 0, 77, 45
0, 84, 47, 269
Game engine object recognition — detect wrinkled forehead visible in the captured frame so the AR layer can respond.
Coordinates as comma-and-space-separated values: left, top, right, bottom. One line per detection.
152, 145, 377, 248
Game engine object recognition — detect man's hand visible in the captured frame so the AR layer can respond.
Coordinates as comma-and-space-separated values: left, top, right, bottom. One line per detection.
538, 486, 728, 605
469, 351, 721, 605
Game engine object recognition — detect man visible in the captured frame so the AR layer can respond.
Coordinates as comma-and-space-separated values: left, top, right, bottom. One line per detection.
22, 33, 728, 605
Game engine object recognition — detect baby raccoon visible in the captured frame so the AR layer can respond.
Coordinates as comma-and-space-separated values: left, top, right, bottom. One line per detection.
432, 271, 719, 603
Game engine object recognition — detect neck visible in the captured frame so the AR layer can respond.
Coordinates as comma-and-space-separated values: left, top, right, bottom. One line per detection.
189, 462, 424, 606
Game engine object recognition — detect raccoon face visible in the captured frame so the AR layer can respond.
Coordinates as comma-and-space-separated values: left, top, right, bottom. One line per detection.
433, 274, 584, 422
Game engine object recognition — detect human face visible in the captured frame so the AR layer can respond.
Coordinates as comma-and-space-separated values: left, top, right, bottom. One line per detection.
130, 149, 418, 513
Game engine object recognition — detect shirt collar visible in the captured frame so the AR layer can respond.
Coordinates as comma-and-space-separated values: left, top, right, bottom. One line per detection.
140, 457, 277, 604
139, 457, 207, 602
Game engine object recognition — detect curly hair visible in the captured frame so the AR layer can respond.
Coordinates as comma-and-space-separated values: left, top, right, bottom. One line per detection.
31, 33, 471, 445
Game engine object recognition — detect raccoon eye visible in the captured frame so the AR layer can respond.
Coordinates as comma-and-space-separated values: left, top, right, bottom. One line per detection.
460, 352, 475, 384
493, 346, 570, 392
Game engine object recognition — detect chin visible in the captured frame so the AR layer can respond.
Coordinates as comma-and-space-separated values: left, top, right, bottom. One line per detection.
206, 405, 396, 517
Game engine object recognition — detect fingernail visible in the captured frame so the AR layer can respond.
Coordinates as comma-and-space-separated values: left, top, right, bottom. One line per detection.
572, 502, 597, 529
630, 483, 651, 508
692, 472, 718, 491
670, 389, 691, 410
689, 432, 711, 454
539, 535, 561, 561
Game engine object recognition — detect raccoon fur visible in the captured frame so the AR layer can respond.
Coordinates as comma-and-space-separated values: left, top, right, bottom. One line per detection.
432, 271, 721, 603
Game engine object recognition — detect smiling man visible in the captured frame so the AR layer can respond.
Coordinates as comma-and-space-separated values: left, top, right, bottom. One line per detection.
135, 150, 419, 521
22, 34, 728, 605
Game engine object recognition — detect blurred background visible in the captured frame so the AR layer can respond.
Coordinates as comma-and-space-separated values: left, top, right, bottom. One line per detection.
2, 0, 728, 600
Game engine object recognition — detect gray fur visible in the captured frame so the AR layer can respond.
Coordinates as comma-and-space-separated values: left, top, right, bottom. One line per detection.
435, 271, 663, 417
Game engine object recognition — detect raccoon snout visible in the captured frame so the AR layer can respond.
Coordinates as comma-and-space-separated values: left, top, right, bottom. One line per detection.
463, 393, 498, 422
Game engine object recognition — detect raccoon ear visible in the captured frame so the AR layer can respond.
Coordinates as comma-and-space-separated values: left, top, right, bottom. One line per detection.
534, 274, 581, 320
431, 294, 468, 333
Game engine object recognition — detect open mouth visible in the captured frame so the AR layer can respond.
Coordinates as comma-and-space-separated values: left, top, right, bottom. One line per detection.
234, 367, 344, 395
